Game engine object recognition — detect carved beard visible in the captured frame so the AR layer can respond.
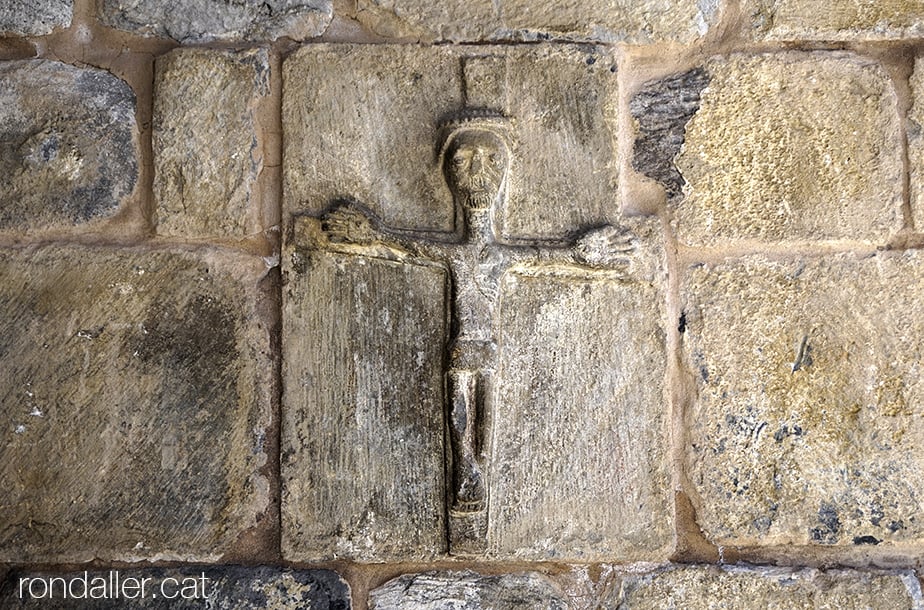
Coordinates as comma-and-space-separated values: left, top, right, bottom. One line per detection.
458, 168, 503, 210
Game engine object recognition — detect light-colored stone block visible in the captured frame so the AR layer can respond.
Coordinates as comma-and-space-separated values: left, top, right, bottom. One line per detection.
908, 55, 924, 233
283, 44, 619, 242
0, 60, 137, 233
0, 0, 72, 35
99, 0, 331, 42
281, 218, 449, 561
370, 571, 568, 610
154, 48, 270, 238
613, 566, 917, 608
0, 246, 273, 563
354, 0, 717, 43
673, 53, 902, 246
683, 252, 924, 547
488, 256, 671, 560
745, 0, 924, 41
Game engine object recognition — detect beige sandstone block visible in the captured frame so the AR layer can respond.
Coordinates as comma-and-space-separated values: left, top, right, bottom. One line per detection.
683, 252, 924, 548
281, 218, 449, 561
0, 246, 274, 563
488, 244, 671, 560
745, 0, 924, 41
674, 53, 902, 246
154, 48, 270, 238
614, 566, 917, 608
354, 0, 717, 43
283, 44, 619, 243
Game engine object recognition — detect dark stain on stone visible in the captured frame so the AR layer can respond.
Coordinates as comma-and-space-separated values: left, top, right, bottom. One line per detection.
810, 502, 841, 544
630, 67, 710, 200
853, 535, 881, 545
678, 311, 686, 333
888, 520, 905, 532
134, 292, 238, 384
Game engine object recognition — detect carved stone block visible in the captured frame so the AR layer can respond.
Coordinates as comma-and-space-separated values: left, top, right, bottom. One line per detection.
744, 0, 924, 40
0, 60, 137, 233
282, 44, 618, 242
281, 217, 449, 562
98, 0, 331, 42
0, 0, 72, 35
663, 53, 902, 246
488, 233, 671, 560
0, 246, 273, 563
0, 567, 350, 609
369, 571, 567, 610
683, 252, 924, 548
154, 48, 271, 238
354, 0, 717, 43
613, 566, 916, 608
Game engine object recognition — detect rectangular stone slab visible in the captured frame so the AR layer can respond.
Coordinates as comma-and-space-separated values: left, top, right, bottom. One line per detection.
0, 246, 273, 563
283, 44, 619, 242
488, 263, 671, 561
281, 224, 449, 561
154, 48, 270, 238
683, 251, 924, 548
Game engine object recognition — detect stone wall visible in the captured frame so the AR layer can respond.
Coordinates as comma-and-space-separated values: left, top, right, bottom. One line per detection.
2, 0, 924, 608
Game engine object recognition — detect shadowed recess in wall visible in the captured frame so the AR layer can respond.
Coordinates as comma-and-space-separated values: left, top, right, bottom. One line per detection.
630, 68, 709, 200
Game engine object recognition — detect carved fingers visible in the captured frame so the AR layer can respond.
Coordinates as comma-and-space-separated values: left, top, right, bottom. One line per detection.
575, 224, 638, 267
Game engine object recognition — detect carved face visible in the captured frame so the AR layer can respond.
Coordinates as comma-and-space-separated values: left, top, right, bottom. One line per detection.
445, 130, 508, 210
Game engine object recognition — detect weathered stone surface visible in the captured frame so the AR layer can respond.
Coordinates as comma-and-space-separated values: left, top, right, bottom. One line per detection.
354, 0, 717, 43
154, 48, 270, 238
908, 56, 924, 233
631, 68, 709, 201
0, 567, 350, 609
612, 566, 917, 608
488, 226, 671, 560
369, 571, 567, 610
683, 252, 924, 547
0, 245, 273, 563
671, 53, 902, 246
0, 60, 138, 232
98, 0, 331, 42
281, 217, 448, 561
283, 44, 619, 242
0, 0, 72, 35
745, 0, 924, 41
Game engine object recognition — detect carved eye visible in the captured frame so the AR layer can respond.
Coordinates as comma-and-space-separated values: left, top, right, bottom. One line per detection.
490, 153, 502, 165
452, 154, 467, 166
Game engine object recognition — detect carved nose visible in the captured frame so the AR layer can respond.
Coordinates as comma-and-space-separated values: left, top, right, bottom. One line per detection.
470, 153, 483, 174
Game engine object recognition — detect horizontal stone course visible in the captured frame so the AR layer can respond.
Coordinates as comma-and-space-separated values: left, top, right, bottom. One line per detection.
98, 0, 332, 42
745, 0, 924, 40
613, 565, 916, 608
0, 245, 274, 563
354, 0, 717, 43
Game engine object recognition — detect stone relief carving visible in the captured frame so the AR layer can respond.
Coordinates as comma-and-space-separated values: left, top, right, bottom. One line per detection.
308, 97, 638, 554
